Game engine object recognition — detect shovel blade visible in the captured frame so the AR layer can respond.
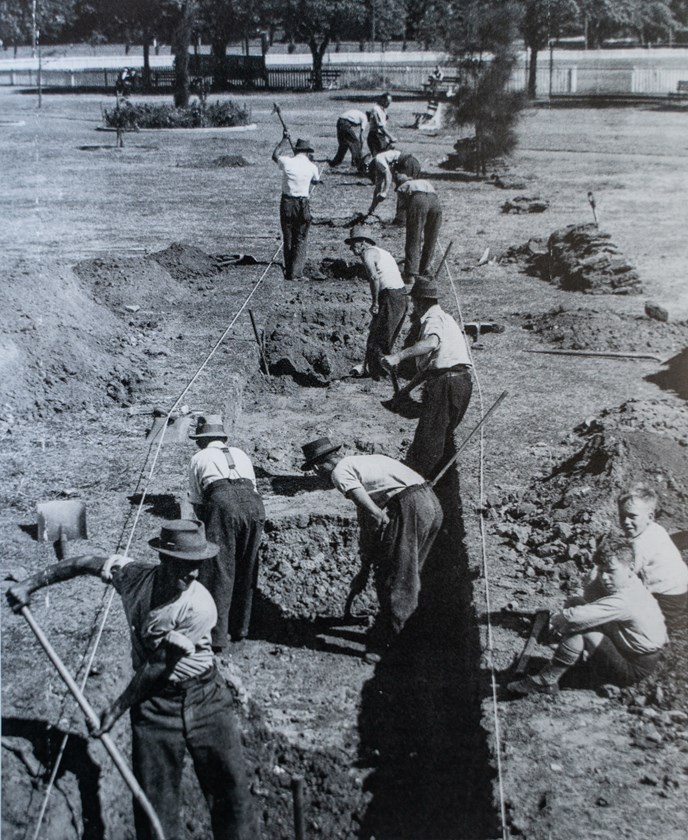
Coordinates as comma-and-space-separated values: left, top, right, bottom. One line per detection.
145, 414, 193, 444
36, 500, 87, 543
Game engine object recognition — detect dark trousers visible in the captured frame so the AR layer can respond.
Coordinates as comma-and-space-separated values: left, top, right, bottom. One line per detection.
199, 479, 265, 649
404, 192, 442, 278
331, 118, 364, 168
131, 667, 259, 840
366, 288, 408, 379
561, 637, 662, 687
406, 369, 472, 481
360, 483, 443, 640
367, 129, 392, 158
280, 195, 311, 280
654, 591, 688, 630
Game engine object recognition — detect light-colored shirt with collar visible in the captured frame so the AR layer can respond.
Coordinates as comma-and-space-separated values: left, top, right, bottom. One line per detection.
331, 454, 424, 507
417, 304, 472, 371
110, 556, 217, 681
632, 521, 688, 595
188, 440, 257, 505
361, 246, 405, 291
340, 109, 368, 131
369, 102, 389, 130
396, 179, 437, 196
278, 154, 320, 198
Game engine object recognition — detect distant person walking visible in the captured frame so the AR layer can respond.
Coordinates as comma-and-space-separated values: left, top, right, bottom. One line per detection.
367, 92, 396, 157
272, 130, 320, 281
329, 109, 369, 172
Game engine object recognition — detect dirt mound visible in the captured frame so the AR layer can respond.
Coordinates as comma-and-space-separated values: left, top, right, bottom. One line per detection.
522, 306, 688, 356
210, 154, 252, 167
489, 401, 688, 590
310, 258, 368, 282
74, 253, 187, 310
0, 265, 150, 430
148, 242, 220, 282
502, 223, 642, 295
501, 196, 549, 214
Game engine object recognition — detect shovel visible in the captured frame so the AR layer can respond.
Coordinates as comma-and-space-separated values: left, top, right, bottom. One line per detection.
37, 500, 87, 560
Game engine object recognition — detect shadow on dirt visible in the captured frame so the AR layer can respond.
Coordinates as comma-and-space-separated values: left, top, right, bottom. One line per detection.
357, 475, 498, 839
127, 492, 180, 518
646, 347, 688, 401
2, 717, 105, 839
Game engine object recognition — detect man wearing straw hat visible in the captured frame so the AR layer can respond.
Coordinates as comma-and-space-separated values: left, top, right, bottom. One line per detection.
382, 280, 472, 482
6, 519, 260, 840
345, 229, 408, 380
272, 130, 320, 281
188, 415, 265, 652
300, 437, 443, 662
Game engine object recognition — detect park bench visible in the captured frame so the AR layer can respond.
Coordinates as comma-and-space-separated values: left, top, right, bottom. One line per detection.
309, 68, 341, 90
151, 69, 176, 89
668, 80, 688, 100
422, 73, 460, 97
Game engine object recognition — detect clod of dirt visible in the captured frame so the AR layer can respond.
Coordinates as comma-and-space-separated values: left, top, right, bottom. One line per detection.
148, 242, 220, 282
210, 154, 252, 167
521, 306, 688, 356
501, 196, 549, 214
503, 223, 642, 295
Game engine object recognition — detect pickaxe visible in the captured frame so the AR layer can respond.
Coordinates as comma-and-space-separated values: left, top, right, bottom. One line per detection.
272, 102, 295, 152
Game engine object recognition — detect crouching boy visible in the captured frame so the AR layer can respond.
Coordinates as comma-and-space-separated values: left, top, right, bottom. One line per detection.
618, 483, 688, 628
508, 535, 667, 697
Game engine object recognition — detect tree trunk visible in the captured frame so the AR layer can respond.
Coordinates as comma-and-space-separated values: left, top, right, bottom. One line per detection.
142, 37, 151, 88
527, 47, 538, 99
211, 36, 228, 91
172, 2, 193, 107
309, 37, 330, 91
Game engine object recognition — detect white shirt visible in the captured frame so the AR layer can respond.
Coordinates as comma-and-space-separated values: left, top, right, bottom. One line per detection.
188, 440, 257, 504
418, 304, 472, 371
340, 109, 368, 131
278, 154, 320, 198
361, 246, 404, 291
397, 179, 436, 196
331, 454, 424, 507
369, 103, 389, 131
373, 149, 402, 198
632, 521, 688, 595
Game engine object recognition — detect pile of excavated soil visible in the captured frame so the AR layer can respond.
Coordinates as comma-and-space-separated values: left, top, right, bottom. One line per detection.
148, 242, 221, 282
74, 253, 188, 310
521, 306, 688, 356
502, 223, 642, 295
0, 264, 151, 431
309, 258, 368, 283
210, 154, 252, 167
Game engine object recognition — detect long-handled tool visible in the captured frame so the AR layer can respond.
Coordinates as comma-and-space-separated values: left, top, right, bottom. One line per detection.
513, 609, 550, 676
37, 500, 87, 561
291, 775, 306, 840
272, 102, 295, 152
19, 605, 166, 840
248, 309, 272, 379
430, 390, 508, 487
587, 191, 598, 226
433, 241, 453, 280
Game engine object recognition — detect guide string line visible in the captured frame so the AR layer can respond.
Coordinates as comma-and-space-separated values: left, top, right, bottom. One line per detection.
31, 242, 284, 840
440, 239, 509, 840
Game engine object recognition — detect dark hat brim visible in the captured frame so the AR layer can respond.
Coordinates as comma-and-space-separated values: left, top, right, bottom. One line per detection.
345, 236, 376, 246
148, 536, 219, 561
188, 432, 228, 439
300, 443, 342, 472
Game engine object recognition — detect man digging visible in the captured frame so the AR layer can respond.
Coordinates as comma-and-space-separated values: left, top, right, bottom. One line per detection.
328, 107, 370, 173
394, 171, 442, 283
345, 229, 408, 380
188, 414, 265, 651
382, 280, 472, 483
301, 436, 443, 663
272, 130, 320, 281
6, 519, 260, 840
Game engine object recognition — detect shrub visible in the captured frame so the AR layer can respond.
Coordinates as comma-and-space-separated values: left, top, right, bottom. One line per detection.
103, 100, 251, 130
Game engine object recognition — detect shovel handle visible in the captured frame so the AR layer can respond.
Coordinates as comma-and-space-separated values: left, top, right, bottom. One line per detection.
19, 606, 166, 840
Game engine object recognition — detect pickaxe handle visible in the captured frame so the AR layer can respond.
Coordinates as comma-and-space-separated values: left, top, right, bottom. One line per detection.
273, 102, 295, 152
19, 606, 166, 840
433, 241, 453, 280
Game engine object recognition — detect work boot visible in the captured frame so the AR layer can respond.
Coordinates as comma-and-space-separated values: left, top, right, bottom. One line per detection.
507, 674, 559, 697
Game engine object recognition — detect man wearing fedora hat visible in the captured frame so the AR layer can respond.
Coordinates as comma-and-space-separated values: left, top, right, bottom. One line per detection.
272, 129, 320, 281
301, 437, 443, 661
188, 414, 265, 651
345, 230, 408, 380
382, 281, 472, 483
6, 519, 260, 840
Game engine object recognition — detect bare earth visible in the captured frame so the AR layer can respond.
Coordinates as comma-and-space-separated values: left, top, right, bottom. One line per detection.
1, 87, 688, 839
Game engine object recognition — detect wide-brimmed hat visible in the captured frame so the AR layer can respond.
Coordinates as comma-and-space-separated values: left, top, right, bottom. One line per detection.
149, 519, 218, 561
345, 226, 376, 247
410, 281, 440, 300
189, 414, 227, 439
300, 437, 342, 471
294, 138, 314, 153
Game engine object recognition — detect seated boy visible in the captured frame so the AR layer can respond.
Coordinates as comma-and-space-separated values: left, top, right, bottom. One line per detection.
618, 483, 688, 627
508, 535, 667, 696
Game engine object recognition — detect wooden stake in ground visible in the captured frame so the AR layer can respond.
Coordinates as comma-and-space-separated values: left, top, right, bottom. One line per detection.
587, 191, 598, 226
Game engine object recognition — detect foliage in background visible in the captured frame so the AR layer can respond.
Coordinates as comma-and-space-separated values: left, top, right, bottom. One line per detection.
103, 99, 250, 129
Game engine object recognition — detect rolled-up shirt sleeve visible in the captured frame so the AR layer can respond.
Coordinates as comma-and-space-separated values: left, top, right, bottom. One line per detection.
556, 594, 630, 635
